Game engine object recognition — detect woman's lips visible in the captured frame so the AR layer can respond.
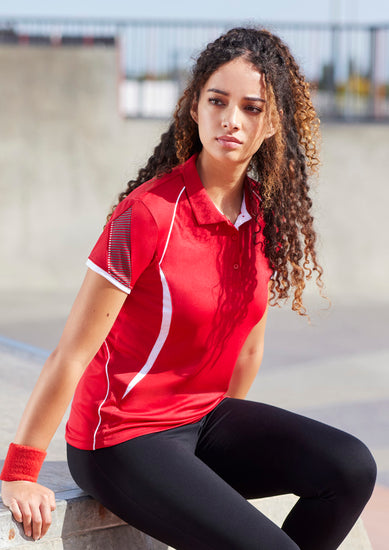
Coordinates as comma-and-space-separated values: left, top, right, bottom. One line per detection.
216, 135, 242, 148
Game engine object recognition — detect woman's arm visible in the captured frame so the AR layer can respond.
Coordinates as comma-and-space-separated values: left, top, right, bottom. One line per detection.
227, 303, 268, 399
1, 269, 128, 540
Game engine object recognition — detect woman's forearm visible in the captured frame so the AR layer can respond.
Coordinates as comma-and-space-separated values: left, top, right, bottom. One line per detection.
14, 349, 87, 449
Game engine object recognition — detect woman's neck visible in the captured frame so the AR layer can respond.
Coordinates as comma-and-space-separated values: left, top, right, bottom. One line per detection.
196, 152, 248, 224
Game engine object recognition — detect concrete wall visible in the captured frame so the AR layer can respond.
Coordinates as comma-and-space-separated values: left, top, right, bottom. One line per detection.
315, 123, 389, 303
1, 45, 388, 302
0, 45, 166, 291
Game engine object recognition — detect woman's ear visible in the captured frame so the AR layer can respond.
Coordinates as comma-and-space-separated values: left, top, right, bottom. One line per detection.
265, 109, 282, 139
265, 122, 276, 139
190, 101, 198, 124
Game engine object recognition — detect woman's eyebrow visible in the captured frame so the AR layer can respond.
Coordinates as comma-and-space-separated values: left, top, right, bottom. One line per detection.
206, 88, 266, 102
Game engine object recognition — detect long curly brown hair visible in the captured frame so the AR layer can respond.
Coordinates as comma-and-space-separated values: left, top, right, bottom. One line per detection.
109, 27, 324, 315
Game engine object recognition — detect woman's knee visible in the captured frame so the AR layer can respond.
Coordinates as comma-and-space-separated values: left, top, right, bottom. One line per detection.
329, 433, 377, 502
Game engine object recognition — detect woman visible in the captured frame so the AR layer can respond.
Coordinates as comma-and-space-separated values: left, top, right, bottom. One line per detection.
1, 27, 376, 549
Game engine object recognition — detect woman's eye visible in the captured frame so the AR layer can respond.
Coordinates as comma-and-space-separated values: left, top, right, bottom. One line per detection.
209, 97, 224, 106
245, 105, 263, 113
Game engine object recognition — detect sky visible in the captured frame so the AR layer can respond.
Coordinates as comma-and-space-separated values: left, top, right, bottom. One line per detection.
0, 0, 389, 25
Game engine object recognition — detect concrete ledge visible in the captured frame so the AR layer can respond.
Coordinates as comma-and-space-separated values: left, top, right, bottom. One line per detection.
1, 489, 167, 549
0, 463, 372, 549
253, 495, 373, 550
0, 461, 167, 549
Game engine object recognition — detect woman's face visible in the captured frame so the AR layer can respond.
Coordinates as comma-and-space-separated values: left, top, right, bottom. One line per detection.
191, 57, 276, 169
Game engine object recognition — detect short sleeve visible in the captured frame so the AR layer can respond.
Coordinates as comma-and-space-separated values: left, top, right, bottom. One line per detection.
87, 199, 158, 293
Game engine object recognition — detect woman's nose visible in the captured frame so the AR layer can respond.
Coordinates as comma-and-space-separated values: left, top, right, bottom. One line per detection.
222, 106, 241, 130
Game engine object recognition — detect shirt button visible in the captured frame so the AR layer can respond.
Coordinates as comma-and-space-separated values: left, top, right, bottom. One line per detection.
232, 234, 238, 241
233, 263, 239, 270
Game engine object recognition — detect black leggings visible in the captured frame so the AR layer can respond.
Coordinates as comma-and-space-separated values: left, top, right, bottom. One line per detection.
67, 398, 376, 550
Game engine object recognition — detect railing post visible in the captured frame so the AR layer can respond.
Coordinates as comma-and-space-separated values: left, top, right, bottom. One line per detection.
368, 26, 379, 120
330, 24, 341, 119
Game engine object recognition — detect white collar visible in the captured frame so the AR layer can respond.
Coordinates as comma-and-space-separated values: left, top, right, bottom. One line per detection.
234, 192, 252, 229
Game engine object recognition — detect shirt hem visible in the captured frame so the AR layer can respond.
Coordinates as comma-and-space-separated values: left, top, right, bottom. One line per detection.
66, 395, 226, 451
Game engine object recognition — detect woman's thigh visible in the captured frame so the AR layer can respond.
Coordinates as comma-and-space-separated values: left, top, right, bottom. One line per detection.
196, 398, 376, 550
67, 422, 298, 550
196, 397, 374, 499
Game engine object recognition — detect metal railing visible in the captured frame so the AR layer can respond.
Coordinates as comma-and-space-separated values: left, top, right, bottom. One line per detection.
1, 17, 388, 121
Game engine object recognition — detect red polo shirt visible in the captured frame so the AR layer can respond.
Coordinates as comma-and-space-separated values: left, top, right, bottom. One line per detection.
65, 155, 272, 450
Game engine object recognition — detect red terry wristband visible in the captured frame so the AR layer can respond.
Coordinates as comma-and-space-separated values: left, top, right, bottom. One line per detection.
0, 443, 47, 482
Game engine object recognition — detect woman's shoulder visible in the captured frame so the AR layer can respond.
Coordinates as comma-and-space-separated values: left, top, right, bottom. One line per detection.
133, 164, 186, 202
111, 164, 186, 228
112, 155, 199, 227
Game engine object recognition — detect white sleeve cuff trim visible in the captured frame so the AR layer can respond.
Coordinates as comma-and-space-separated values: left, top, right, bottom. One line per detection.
86, 259, 132, 294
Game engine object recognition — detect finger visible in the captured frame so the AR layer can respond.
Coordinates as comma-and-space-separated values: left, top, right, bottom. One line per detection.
39, 499, 53, 538
31, 505, 43, 541
49, 490, 56, 511
18, 502, 32, 538
8, 500, 23, 523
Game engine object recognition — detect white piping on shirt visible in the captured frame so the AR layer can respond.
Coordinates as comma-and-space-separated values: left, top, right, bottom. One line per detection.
121, 185, 186, 400
160, 186, 186, 264
86, 259, 132, 294
121, 267, 172, 399
92, 340, 111, 450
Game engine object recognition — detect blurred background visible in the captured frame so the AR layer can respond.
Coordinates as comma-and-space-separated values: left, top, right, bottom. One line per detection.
0, 1, 388, 549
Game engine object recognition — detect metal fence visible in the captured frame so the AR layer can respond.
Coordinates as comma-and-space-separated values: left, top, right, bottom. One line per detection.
1, 17, 388, 121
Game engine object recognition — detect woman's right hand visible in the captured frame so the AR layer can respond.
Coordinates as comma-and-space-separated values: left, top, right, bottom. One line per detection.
1, 480, 56, 540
